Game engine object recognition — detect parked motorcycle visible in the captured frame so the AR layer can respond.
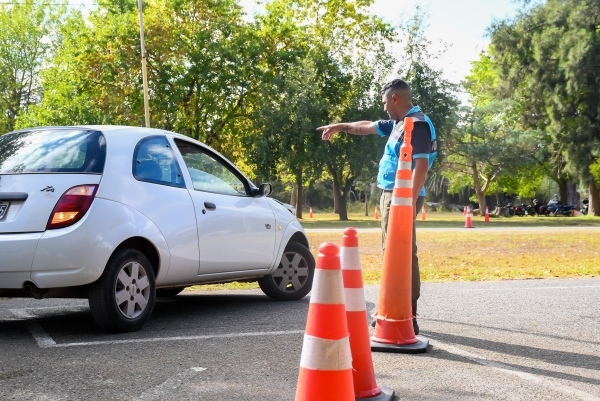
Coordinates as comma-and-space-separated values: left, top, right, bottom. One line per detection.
581, 198, 589, 215
547, 199, 575, 217
525, 204, 536, 216
514, 203, 526, 217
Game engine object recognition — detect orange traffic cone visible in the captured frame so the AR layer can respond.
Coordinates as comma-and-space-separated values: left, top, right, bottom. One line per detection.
371, 117, 428, 354
341, 228, 395, 401
295, 242, 354, 401
573, 209, 577, 216
309, 207, 314, 218
463, 206, 467, 216
374, 206, 379, 220
464, 206, 474, 228
421, 206, 426, 221
484, 206, 490, 223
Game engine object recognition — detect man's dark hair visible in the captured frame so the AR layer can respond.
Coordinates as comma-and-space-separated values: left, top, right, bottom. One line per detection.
381, 79, 412, 99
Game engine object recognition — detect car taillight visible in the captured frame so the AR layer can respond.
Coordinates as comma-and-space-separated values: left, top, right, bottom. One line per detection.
46, 185, 98, 230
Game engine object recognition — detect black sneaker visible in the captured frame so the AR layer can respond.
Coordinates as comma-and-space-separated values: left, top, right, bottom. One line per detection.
413, 318, 419, 335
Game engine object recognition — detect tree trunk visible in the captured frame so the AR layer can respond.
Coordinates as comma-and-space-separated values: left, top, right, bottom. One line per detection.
295, 168, 303, 219
558, 179, 568, 202
290, 184, 297, 209
364, 189, 369, 217
471, 162, 487, 215
590, 179, 600, 217
332, 178, 343, 218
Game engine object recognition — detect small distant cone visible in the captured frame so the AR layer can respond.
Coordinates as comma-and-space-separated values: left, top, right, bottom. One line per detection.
309, 207, 314, 218
464, 206, 474, 228
463, 206, 467, 216
295, 242, 354, 401
573, 209, 576, 216
421, 206, 426, 221
374, 206, 379, 220
341, 228, 395, 401
484, 206, 490, 223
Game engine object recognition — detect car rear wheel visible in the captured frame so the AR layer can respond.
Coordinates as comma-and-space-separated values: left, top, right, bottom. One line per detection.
89, 248, 156, 332
258, 241, 314, 301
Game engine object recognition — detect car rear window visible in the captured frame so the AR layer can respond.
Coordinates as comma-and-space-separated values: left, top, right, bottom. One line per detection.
0, 129, 106, 174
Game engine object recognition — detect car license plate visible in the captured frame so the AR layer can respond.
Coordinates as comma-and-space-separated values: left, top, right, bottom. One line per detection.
0, 201, 8, 219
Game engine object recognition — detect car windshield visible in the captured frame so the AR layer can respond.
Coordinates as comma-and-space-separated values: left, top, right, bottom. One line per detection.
0, 129, 106, 174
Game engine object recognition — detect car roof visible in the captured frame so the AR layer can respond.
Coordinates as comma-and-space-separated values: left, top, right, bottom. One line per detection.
11, 124, 209, 149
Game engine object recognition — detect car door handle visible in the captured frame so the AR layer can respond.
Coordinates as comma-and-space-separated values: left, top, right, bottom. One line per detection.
204, 202, 216, 210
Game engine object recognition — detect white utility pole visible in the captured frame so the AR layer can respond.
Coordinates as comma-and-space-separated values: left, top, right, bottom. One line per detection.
137, 0, 150, 128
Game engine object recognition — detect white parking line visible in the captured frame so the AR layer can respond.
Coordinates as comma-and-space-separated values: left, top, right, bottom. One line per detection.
432, 340, 600, 401
6, 306, 305, 348
132, 367, 207, 401
51, 330, 305, 348
10, 309, 57, 348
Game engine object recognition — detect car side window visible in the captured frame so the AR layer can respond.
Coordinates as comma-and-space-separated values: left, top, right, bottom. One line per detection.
133, 136, 185, 188
174, 139, 247, 196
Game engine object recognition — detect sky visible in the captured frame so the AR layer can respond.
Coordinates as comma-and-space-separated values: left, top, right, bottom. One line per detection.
240, 0, 523, 85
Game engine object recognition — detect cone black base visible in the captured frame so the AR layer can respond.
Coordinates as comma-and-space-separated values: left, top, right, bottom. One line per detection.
370, 336, 429, 354
356, 386, 395, 401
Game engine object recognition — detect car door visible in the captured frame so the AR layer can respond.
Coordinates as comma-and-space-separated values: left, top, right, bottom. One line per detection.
172, 138, 276, 275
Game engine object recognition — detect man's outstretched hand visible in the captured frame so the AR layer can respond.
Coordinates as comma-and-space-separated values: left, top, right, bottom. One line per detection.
317, 124, 341, 141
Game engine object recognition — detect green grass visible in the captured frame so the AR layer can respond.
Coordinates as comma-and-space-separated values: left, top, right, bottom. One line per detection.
298, 211, 600, 229
307, 230, 600, 283
185, 228, 600, 292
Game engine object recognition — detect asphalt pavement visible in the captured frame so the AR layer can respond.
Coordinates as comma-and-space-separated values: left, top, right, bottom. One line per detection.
0, 278, 599, 400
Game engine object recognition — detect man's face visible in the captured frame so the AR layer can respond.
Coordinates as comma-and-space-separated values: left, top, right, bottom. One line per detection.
382, 93, 400, 120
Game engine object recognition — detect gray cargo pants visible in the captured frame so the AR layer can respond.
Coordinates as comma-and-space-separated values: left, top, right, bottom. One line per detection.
380, 190, 425, 316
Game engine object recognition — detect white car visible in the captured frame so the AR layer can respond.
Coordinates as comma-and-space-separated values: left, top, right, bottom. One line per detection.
0, 126, 314, 332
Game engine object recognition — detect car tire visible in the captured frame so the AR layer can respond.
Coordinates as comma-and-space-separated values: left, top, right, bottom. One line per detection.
258, 241, 315, 301
89, 248, 156, 332
157, 287, 185, 297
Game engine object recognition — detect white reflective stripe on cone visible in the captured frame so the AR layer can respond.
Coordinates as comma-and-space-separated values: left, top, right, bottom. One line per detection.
344, 287, 366, 312
394, 179, 412, 188
310, 269, 345, 305
399, 161, 412, 170
299, 335, 352, 371
391, 197, 412, 207
340, 248, 361, 270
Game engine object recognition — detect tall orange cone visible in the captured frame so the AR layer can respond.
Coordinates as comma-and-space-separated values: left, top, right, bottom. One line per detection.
371, 117, 429, 354
421, 205, 426, 221
309, 207, 314, 218
463, 206, 467, 215
464, 206, 474, 228
484, 206, 490, 223
341, 228, 395, 401
295, 242, 354, 401
374, 206, 379, 220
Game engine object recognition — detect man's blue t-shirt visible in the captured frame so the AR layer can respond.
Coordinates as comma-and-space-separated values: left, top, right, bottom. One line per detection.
375, 118, 433, 196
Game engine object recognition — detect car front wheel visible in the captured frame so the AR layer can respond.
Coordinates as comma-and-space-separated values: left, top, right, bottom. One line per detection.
89, 248, 156, 332
258, 241, 315, 301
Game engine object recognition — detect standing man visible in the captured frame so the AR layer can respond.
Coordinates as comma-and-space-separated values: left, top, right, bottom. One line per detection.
317, 79, 436, 334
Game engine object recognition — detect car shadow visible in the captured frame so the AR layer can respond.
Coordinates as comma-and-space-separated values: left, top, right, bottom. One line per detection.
29, 293, 310, 344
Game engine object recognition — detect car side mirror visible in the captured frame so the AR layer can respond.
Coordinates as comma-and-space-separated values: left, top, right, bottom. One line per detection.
254, 183, 272, 197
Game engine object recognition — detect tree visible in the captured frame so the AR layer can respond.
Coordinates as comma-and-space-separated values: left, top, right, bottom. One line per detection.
17, 0, 296, 162
250, 0, 395, 220
489, 0, 600, 214
397, 11, 460, 164
443, 101, 539, 212
0, 0, 65, 133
